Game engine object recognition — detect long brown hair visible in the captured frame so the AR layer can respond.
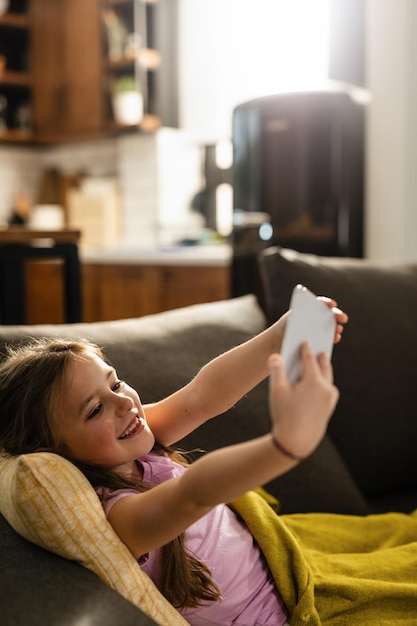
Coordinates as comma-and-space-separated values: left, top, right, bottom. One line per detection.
0, 338, 221, 609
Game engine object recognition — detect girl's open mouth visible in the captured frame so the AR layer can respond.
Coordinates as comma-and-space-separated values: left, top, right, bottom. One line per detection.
119, 416, 141, 440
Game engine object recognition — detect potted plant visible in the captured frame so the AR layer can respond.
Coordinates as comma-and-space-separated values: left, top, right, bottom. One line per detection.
111, 76, 143, 126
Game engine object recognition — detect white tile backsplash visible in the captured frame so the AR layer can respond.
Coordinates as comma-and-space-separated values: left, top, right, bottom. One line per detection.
117, 129, 203, 246
0, 129, 203, 246
39, 139, 118, 177
0, 145, 43, 224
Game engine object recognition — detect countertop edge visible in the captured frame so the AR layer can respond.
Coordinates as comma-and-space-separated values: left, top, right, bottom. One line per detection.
80, 244, 232, 268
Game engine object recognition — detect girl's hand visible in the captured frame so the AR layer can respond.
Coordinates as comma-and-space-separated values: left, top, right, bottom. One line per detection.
270, 296, 348, 354
268, 343, 339, 461
318, 296, 348, 344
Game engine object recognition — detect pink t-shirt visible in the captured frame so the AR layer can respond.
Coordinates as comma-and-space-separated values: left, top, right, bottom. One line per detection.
97, 453, 288, 626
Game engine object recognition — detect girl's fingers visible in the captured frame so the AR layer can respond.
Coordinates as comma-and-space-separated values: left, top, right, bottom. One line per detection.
333, 307, 349, 324
319, 296, 336, 306
268, 353, 288, 386
318, 296, 348, 345
318, 296, 349, 324
270, 343, 334, 390
299, 342, 318, 375
300, 343, 333, 383
316, 351, 334, 383
334, 323, 344, 344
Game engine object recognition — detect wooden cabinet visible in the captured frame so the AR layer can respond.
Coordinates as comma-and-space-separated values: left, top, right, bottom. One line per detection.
81, 263, 231, 323
0, 1, 34, 143
0, 0, 169, 144
25, 259, 65, 324
82, 263, 164, 322
23, 260, 230, 324
161, 266, 231, 312
31, 0, 103, 141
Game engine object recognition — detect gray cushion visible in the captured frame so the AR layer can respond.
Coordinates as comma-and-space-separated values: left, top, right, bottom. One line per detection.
259, 247, 417, 503
0, 511, 157, 626
0, 296, 266, 404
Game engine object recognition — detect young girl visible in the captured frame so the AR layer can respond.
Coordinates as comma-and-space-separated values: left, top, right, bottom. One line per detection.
0, 299, 346, 626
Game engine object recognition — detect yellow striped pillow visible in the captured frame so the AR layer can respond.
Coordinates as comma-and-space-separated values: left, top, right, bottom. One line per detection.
0, 452, 188, 626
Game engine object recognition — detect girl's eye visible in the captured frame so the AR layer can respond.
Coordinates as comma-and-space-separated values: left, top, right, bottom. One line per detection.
87, 404, 102, 420
112, 379, 124, 392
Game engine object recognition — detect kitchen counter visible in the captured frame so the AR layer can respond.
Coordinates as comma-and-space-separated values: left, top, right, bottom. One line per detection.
0, 227, 81, 244
80, 244, 232, 322
12, 235, 232, 324
80, 243, 232, 267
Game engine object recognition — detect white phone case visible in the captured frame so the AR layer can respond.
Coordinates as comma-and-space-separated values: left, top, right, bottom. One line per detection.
281, 284, 336, 384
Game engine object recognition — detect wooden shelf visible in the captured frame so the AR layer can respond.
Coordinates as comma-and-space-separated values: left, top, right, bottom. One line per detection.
104, 57, 135, 71
0, 13, 31, 29
138, 114, 161, 132
0, 128, 35, 143
101, 0, 158, 5
106, 113, 161, 133
104, 48, 161, 71
101, 0, 133, 5
0, 9, 32, 145
0, 70, 32, 87
101, 0, 162, 128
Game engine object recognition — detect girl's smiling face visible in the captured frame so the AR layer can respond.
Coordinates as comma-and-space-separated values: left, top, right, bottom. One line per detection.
59, 351, 155, 477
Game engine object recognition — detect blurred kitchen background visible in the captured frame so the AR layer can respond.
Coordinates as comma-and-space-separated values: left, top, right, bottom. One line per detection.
0, 0, 416, 323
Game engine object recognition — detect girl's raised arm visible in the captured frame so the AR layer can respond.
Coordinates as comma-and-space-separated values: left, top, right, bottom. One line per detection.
107, 343, 339, 560
145, 299, 347, 446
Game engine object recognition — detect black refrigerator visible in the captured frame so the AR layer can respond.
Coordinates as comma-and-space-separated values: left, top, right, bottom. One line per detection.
231, 88, 366, 298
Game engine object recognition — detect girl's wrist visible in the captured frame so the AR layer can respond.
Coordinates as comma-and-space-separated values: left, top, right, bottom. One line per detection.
270, 432, 306, 462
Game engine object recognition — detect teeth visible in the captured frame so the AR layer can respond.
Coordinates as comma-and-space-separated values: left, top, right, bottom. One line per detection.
119, 417, 139, 439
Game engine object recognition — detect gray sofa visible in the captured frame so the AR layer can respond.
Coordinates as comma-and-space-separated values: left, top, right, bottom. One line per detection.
1, 246, 417, 625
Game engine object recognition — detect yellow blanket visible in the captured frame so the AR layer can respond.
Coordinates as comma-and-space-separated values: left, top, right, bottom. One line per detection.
230, 490, 417, 625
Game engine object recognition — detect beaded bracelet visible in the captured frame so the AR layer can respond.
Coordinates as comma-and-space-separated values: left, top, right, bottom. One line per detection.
270, 433, 306, 462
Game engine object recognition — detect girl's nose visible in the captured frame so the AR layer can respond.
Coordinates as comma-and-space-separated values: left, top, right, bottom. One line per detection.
115, 394, 134, 417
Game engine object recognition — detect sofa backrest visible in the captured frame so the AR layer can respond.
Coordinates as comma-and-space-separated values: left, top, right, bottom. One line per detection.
0, 294, 370, 516
259, 247, 417, 505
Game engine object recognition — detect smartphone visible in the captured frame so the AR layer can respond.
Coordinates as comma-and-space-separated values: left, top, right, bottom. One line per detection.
281, 284, 336, 384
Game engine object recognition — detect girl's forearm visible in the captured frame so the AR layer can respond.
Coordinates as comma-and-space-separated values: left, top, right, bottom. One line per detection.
191, 320, 286, 418
107, 434, 297, 559
147, 320, 286, 445
178, 433, 297, 508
